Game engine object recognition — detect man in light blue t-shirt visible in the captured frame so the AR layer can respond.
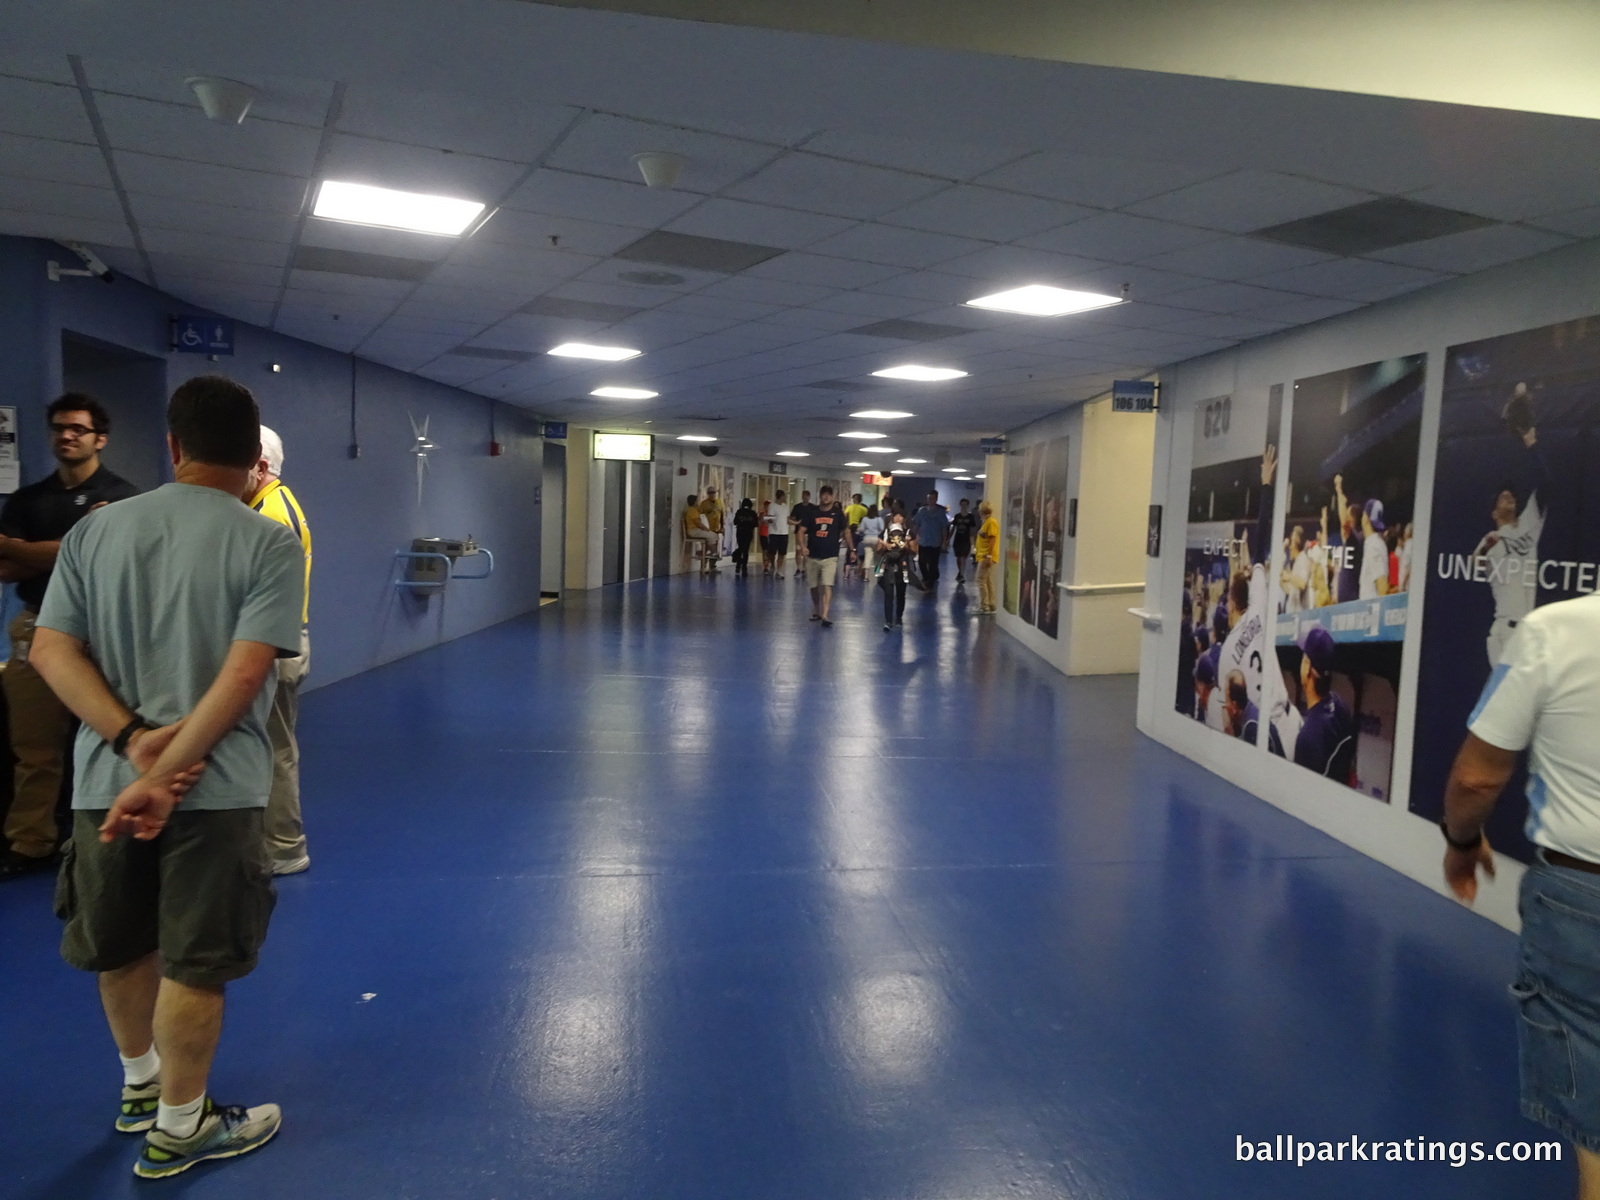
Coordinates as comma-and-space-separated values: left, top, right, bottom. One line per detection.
33, 375, 303, 1181
911, 490, 950, 589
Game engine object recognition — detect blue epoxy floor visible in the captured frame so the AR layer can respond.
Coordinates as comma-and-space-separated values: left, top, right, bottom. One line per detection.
0, 573, 1567, 1197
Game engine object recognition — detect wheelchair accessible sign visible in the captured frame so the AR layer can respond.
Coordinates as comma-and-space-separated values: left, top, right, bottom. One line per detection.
171, 315, 235, 356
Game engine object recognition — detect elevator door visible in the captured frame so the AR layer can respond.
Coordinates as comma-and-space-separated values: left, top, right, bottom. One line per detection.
627, 461, 650, 580
601, 460, 625, 586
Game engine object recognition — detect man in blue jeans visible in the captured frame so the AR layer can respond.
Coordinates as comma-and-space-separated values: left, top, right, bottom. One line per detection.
1441, 590, 1600, 1198
911, 491, 949, 590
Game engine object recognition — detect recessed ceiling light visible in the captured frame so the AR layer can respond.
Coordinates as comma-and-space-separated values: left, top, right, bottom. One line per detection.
849, 409, 914, 419
844, 461, 870, 467
775, 450, 809, 457
871, 366, 967, 382
550, 343, 642, 361
313, 180, 486, 236
591, 386, 658, 399
676, 434, 717, 442
975, 473, 986, 479
891, 469, 913, 475
941, 467, 965, 472
954, 475, 973, 481
965, 284, 1124, 316
897, 457, 928, 464
858, 445, 898, 453
838, 430, 880, 438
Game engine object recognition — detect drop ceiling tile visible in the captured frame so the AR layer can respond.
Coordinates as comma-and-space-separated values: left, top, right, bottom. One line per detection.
804, 223, 988, 269
0, 177, 125, 223
96, 94, 319, 174
1136, 236, 1333, 282
1155, 313, 1290, 340
727, 152, 948, 220
1161, 281, 1313, 315
129, 193, 299, 242
545, 279, 681, 309
354, 337, 449, 371
607, 309, 738, 339
545, 114, 779, 193
759, 306, 879, 332
0, 76, 95, 142
1239, 296, 1365, 325
1020, 212, 1216, 263
424, 263, 579, 300
339, 83, 578, 162
161, 277, 283, 308
504, 168, 699, 229
449, 236, 597, 278
84, 61, 334, 128
143, 252, 283, 287
743, 252, 904, 289
800, 131, 1028, 181
397, 283, 531, 323
879, 185, 1088, 242
1247, 258, 1450, 302
695, 274, 836, 307
932, 243, 1110, 285
973, 150, 1219, 209
663, 197, 854, 249
0, 51, 75, 85
1368, 224, 1571, 273
373, 314, 490, 339
321, 133, 526, 202
284, 271, 414, 301
862, 270, 979, 305
299, 219, 455, 262
274, 314, 380, 348
653, 293, 787, 322
808, 290, 938, 318
1126, 171, 1373, 235
213, 299, 275, 327
1531, 206, 1600, 239
473, 208, 642, 257
117, 154, 306, 213
279, 287, 399, 319
0, 133, 109, 188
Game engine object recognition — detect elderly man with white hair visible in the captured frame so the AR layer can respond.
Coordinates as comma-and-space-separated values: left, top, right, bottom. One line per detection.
246, 426, 313, 874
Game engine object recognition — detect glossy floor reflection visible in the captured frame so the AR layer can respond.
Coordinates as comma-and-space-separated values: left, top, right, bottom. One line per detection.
0, 573, 1562, 1197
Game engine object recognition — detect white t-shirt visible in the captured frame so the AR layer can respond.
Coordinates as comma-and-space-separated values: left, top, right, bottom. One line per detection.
1359, 532, 1389, 600
1470, 594, 1600, 861
766, 503, 790, 534
1474, 493, 1545, 623
1218, 564, 1268, 708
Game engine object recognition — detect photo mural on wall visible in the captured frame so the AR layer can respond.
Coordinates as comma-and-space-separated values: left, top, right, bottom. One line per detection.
1003, 447, 1025, 616
1002, 438, 1070, 636
1266, 355, 1425, 803
1175, 386, 1282, 743
1411, 315, 1600, 863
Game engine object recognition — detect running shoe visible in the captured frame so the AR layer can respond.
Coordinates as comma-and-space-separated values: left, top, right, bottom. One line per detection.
117, 1080, 161, 1133
134, 1099, 281, 1179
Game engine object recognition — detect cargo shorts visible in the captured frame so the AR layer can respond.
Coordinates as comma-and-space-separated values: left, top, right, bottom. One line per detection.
55, 809, 276, 988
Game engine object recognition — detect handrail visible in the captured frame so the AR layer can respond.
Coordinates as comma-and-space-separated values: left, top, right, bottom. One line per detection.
1127, 606, 1164, 629
391, 548, 496, 591
1059, 581, 1145, 596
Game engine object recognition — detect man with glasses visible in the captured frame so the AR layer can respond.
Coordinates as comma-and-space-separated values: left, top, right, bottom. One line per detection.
0, 394, 137, 879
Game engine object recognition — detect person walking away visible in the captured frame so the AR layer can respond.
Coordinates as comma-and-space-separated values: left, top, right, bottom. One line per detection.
912, 490, 950, 590
843, 493, 869, 581
731, 497, 759, 576
857, 504, 885, 580
790, 490, 817, 579
1439, 588, 1600, 1199
766, 490, 791, 578
876, 512, 917, 630
245, 427, 312, 876
950, 497, 977, 584
31, 375, 305, 1179
797, 486, 854, 627
0, 394, 138, 880
974, 500, 1000, 613
682, 493, 718, 569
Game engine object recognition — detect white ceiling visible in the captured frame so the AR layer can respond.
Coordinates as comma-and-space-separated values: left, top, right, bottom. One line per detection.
0, 2, 1596, 471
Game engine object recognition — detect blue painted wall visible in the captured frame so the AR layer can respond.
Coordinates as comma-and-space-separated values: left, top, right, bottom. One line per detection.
1, 235, 543, 690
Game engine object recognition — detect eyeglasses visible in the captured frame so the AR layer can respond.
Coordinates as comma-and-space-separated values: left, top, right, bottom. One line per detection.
49, 423, 100, 438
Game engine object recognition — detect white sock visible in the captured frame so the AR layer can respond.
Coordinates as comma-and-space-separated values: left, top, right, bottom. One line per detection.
156, 1094, 205, 1139
120, 1046, 161, 1087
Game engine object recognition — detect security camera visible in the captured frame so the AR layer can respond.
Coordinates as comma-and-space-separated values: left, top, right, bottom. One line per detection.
48, 241, 115, 283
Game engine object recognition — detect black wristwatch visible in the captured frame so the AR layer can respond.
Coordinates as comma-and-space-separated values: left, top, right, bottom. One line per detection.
1440, 818, 1484, 852
112, 716, 154, 758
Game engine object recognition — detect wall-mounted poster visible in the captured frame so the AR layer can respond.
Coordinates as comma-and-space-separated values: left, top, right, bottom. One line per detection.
1003, 447, 1025, 615
1411, 315, 1600, 862
1033, 436, 1069, 638
1175, 387, 1282, 744
1266, 356, 1425, 803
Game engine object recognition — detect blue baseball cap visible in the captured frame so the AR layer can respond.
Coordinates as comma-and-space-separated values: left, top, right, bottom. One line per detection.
1193, 652, 1217, 688
1299, 625, 1337, 676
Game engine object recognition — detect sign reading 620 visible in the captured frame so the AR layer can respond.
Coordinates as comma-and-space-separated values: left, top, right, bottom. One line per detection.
1202, 395, 1232, 440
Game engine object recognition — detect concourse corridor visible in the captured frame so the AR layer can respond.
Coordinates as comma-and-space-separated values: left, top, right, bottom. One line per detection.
0, 575, 1559, 1198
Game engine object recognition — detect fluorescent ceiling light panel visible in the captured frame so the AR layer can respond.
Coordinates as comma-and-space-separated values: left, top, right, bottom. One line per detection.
941, 467, 966, 472
850, 410, 914, 419
859, 445, 897, 453
313, 180, 485, 236
844, 461, 869, 467
891, 469, 913, 475
590, 386, 658, 399
549, 343, 642, 361
965, 284, 1124, 316
975, 473, 986, 479
955, 475, 973, 480
897, 458, 928, 464
775, 450, 809, 457
838, 431, 880, 438
871, 366, 968, 382
676, 434, 717, 442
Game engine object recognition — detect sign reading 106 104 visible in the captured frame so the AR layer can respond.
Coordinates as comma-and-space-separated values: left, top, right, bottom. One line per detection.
171, 315, 235, 356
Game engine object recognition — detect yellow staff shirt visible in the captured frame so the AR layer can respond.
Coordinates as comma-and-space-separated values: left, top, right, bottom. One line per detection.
975, 516, 1000, 563
250, 478, 312, 625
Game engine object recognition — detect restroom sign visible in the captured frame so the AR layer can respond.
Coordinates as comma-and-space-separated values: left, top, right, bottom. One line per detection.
171, 315, 235, 356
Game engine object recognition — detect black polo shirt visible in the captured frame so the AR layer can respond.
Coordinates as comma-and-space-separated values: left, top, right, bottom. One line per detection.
0, 465, 138, 608
800, 504, 848, 559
